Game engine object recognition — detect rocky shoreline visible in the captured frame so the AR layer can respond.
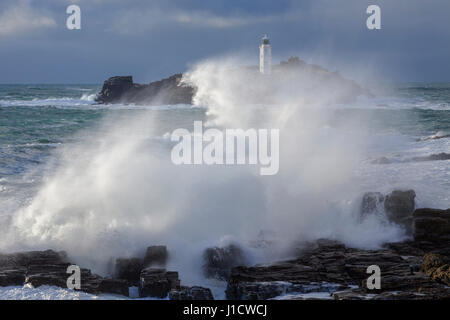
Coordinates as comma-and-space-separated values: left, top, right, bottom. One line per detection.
1, 190, 449, 300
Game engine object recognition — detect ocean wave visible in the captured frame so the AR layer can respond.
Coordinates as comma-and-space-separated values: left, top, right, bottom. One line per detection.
344, 95, 450, 111
0, 94, 204, 111
0, 95, 96, 108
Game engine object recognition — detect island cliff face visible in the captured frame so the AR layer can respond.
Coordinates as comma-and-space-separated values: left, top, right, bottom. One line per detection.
96, 74, 194, 105
95, 57, 371, 105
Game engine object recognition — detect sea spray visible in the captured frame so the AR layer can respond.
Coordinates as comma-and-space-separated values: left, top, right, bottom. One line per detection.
2, 57, 406, 285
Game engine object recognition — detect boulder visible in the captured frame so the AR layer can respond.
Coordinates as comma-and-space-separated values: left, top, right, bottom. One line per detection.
143, 246, 167, 268
115, 257, 143, 286
413, 208, 450, 242
384, 190, 416, 232
203, 244, 247, 280
360, 192, 384, 220
139, 268, 180, 298
169, 286, 214, 300
97, 278, 129, 297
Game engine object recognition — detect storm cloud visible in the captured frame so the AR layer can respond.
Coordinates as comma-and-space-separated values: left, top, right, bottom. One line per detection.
1, 0, 449, 83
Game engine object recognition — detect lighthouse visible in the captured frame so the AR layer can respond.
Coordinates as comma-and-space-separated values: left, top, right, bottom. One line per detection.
259, 34, 272, 75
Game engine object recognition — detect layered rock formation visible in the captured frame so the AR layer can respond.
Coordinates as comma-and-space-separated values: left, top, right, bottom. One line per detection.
139, 268, 180, 298
1, 193, 449, 300
226, 205, 450, 300
0, 250, 129, 296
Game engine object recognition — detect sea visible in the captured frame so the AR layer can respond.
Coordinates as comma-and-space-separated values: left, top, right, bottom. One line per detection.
0, 83, 449, 299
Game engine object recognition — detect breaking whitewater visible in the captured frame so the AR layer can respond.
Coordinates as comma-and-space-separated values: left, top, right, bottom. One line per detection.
0, 60, 449, 300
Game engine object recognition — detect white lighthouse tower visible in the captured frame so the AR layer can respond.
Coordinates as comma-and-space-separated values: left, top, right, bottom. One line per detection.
259, 34, 272, 75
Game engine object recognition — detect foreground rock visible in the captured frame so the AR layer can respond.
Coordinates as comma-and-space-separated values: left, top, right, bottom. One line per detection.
359, 190, 416, 235
115, 257, 143, 286
384, 189, 416, 232
360, 189, 416, 233
413, 208, 450, 244
0, 250, 129, 296
360, 192, 384, 220
113, 245, 168, 287
139, 268, 180, 298
227, 207, 450, 300
169, 286, 214, 300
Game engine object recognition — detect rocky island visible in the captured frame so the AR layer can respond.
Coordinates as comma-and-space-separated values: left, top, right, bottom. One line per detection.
95, 57, 371, 105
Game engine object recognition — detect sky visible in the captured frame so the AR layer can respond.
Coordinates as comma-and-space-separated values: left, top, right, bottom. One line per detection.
0, 0, 449, 84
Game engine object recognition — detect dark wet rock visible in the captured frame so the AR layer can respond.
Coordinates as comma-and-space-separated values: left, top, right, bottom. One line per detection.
227, 235, 450, 300
97, 278, 129, 297
24, 263, 129, 296
0, 250, 129, 296
143, 245, 167, 268
413, 208, 450, 243
0, 250, 68, 268
0, 268, 26, 286
228, 280, 344, 300
333, 287, 450, 300
411, 153, 450, 162
95, 76, 134, 104
384, 190, 416, 232
358, 189, 416, 233
115, 257, 143, 286
360, 192, 384, 220
0, 250, 68, 287
169, 286, 214, 300
96, 74, 194, 105
25, 263, 75, 288
383, 241, 425, 257
203, 244, 247, 280
139, 268, 180, 298
419, 134, 450, 141
371, 153, 450, 164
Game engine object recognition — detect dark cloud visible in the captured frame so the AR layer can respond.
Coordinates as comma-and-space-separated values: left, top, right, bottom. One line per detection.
1, 0, 449, 83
